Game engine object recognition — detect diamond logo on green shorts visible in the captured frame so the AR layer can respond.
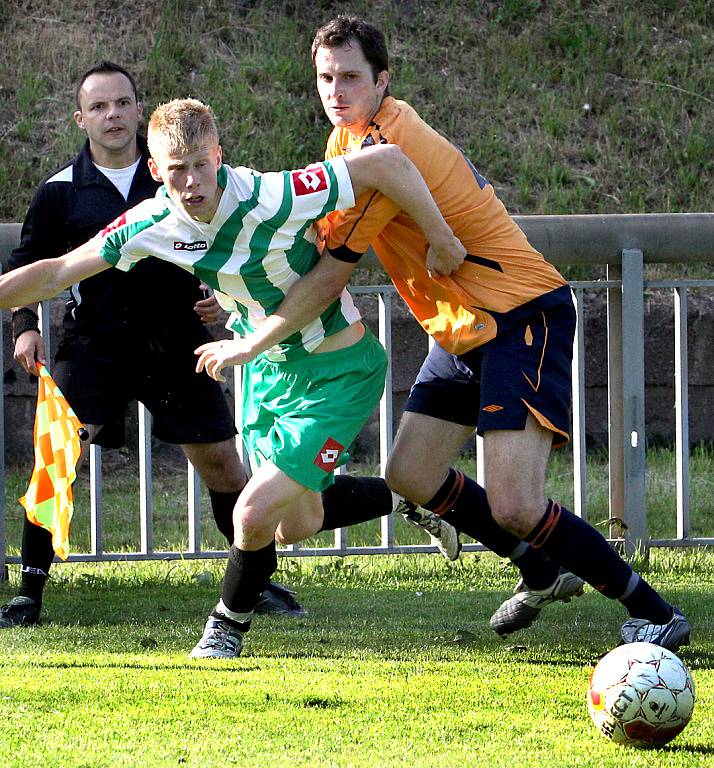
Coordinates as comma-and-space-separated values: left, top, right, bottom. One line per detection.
314, 437, 344, 472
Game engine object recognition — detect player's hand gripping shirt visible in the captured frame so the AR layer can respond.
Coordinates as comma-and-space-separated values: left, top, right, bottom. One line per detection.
320, 97, 567, 356
97, 159, 358, 361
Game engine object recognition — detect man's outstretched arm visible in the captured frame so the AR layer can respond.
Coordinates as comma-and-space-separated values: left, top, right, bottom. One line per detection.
344, 143, 465, 277
195, 143, 467, 381
195, 248, 356, 380
0, 240, 110, 309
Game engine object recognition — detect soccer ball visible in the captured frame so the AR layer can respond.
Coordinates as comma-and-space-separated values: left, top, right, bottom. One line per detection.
587, 642, 695, 748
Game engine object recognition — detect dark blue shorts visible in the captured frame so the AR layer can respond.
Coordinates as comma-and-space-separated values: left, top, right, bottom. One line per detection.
405, 286, 575, 447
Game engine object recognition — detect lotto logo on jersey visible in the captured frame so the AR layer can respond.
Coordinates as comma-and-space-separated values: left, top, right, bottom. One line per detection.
313, 437, 345, 472
174, 240, 208, 251
292, 165, 328, 196
100, 212, 127, 237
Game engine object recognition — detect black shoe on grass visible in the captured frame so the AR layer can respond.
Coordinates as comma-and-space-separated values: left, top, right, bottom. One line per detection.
254, 582, 306, 616
0, 596, 41, 628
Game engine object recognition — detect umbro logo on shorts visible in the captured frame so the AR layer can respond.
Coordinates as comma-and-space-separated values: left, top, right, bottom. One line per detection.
482, 404, 504, 412
314, 437, 345, 472
174, 240, 208, 251
292, 165, 328, 196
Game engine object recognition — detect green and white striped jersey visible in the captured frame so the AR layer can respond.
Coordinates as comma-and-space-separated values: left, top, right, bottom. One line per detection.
97, 157, 360, 361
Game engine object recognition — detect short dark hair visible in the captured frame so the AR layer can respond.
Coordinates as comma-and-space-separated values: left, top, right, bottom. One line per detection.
311, 15, 389, 83
75, 61, 139, 109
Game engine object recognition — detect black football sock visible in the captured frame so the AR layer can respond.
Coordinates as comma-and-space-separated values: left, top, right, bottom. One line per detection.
509, 542, 562, 591
17, 517, 55, 604
526, 500, 673, 623
423, 469, 560, 589
319, 475, 393, 531
215, 542, 278, 632
208, 488, 241, 544
620, 579, 674, 623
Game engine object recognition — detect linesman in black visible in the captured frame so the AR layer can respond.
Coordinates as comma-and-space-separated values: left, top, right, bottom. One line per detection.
1, 61, 302, 627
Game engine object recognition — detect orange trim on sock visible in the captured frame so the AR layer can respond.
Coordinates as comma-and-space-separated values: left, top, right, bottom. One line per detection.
432, 470, 465, 517
528, 500, 562, 549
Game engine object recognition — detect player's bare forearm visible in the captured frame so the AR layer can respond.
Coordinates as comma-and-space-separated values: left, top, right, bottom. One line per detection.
345, 145, 466, 275
260, 250, 355, 344
0, 241, 109, 309
245, 250, 355, 355
195, 250, 356, 381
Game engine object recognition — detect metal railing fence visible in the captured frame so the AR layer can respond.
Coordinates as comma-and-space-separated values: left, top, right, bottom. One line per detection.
1, 213, 714, 573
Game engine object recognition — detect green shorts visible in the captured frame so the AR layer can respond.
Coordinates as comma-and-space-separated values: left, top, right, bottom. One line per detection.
241, 327, 387, 491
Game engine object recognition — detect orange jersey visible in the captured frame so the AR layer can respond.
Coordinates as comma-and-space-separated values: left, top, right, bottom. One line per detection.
320, 97, 567, 355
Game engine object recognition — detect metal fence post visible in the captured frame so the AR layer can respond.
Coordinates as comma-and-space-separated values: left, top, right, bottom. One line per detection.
0, 286, 5, 581
89, 445, 103, 556
621, 249, 648, 555
571, 286, 588, 520
606, 263, 625, 536
187, 461, 202, 554
674, 286, 691, 539
378, 290, 394, 548
138, 403, 153, 554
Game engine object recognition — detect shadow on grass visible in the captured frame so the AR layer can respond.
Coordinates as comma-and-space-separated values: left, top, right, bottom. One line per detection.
681, 649, 714, 670
4, 575, 710, 669
0, 658, 261, 673
0, 583, 621, 666
663, 744, 714, 756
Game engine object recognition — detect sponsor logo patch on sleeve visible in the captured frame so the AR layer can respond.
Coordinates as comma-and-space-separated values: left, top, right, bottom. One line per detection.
291, 164, 328, 196
100, 212, 127, 237
313, 436, 345, 472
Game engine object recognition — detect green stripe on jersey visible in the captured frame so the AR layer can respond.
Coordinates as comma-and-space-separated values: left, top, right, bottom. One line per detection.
321, 161, 341, 220
275, 160, 341, 288
100, 208, 172, 266
191, 175, 262, 289
242, 172, 298, 310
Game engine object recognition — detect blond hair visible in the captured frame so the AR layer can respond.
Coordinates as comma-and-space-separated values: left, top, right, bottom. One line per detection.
147, 98, 219, 156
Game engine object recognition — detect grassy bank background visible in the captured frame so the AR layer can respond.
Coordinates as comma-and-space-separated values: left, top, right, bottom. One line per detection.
1, 0, 712, 238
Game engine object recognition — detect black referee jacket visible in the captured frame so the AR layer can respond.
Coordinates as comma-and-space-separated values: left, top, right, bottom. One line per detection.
9, 137, 208, 357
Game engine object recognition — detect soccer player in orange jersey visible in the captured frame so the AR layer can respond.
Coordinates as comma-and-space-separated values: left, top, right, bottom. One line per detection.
242, 16, 690, 652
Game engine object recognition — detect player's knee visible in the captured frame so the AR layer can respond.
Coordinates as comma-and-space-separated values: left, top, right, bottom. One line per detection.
488, 492, 544, 538
275, 508, 323, 546
385, 456, 416, 499
274, 527, 301, 546
233, 505, 274, 548
184, 440, 246, 489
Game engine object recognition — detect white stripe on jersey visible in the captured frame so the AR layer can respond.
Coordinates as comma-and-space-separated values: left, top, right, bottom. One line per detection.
97, 158, 358, 360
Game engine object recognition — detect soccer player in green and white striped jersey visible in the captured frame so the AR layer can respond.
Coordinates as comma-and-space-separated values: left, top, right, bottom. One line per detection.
0, 98, 465, 658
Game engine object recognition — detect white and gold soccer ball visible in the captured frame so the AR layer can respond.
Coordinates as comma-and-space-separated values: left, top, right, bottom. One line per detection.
587, 641, 695, 748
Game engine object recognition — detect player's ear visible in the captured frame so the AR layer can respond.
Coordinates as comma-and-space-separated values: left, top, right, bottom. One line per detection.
216, 144, 223, 166
148, 157, 162, 182
73, 110, 84, 131
376, 70, 389, 96
136, 100, 144, 120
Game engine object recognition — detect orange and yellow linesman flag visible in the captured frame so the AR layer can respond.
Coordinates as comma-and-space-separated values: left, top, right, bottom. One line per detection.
19, 365, 85, 560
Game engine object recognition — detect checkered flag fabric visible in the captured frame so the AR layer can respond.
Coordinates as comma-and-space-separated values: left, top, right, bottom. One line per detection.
19, 365, 84, 560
